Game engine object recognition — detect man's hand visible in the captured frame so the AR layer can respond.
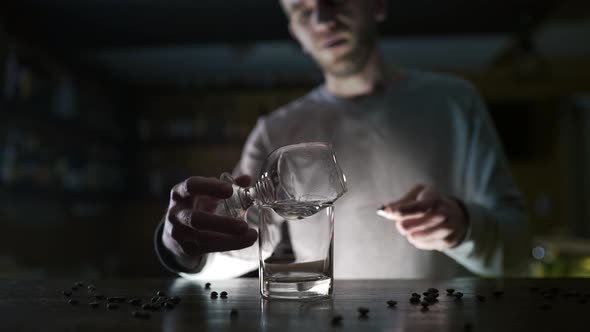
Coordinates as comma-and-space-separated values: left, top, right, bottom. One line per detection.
162, 175, 258, 270
378, 184, 469, 251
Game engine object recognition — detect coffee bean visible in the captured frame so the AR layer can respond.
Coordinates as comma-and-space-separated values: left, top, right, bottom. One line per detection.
386, 300, 397, 307
211, 291, 218, 299
169, 296, 181, 304
220, 291, 228, 298
492, 290, 504, 297
62, 291, 72, 297
421, 301, 430, 307
411, 293, 421, 298
446, 288, 455, 295
476, 295, 486, 302
424, 296, 437, 304
106, 303, 119, 310
410, 297, 421, 304
132, 311, 150, 320
75, 282, 85, 287
68, 299, 79, 305
94, 294, 105, 300
205, 282, 211, 289
150, 296, 159, 303
331, 314, 343, 325
156, 291, 166, 297
357, 307, 369, 316
464, 323, 473, 331
423, 292, 430, 296
163, 302, 175, 309
427, 288, 439, 293
420, 306, 429, 312
89, 302, 99, 309
128, 298, 142, 306
230, 308, 239, 319
454, 292, 464, 299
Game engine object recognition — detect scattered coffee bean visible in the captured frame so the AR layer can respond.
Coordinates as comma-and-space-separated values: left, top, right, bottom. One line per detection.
106, 303, 119, 310
446, 288, 455, 295
410, 297, 421, 304
386, 300, 397, 307
332, 314, 343, 325
150, 296, 159, 303
132, 311, 150, 320
464, 323, 473, 331
169, 296, 181, 304
211, 291, 218, 299
539, 303, 552, 310
427, 288, 439, 293
220, 291, 228, 298
411, 292, 420, 298
492, 290, 504, 297
424, 296, 437, 304
62, 291, 72, 297
357, 307, 369, 317
156, 291, 166, 297
75, 282, 85, 287
68, 299, 79, 305
94, 294, 105, 300
230, 308, 239, 319
87, 285, 95, 291
163, 302, 175, 309
454, 292, 464, 299
423, 292, 430, 296
420, 306, 429, 312
421, 301, 430, 307
205, 282, 211, 289
476, 295, 486, 302
128, 298, 142, 306
89, 302, 99, 309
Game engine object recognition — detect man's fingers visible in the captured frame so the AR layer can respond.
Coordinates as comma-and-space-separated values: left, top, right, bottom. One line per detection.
396, 213, 446, 235
407, 223, 453, 243
380, 184, 426, 216
397, 198, 439, 216
171, 176, 233, 201
234, 174, 252, 187
170, 208, 249, 235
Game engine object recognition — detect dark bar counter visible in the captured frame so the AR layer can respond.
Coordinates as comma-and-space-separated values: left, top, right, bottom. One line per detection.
2, 278, 589, 331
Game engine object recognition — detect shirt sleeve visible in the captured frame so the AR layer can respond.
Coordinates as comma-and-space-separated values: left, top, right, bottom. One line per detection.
157, 116, 282, 280
444, 84, 531, 277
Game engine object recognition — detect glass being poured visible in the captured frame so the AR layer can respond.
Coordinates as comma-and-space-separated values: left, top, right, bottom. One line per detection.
220, 142, 348, 220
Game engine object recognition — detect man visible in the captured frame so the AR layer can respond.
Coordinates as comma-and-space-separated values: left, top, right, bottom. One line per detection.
155, 0, 530, 279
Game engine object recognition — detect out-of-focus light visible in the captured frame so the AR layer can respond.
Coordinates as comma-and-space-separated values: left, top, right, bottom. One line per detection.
580, 257, 590, 271
532, 246, 545, 260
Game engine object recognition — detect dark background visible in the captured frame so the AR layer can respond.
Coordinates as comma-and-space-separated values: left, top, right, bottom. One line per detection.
0, 0, 589, 279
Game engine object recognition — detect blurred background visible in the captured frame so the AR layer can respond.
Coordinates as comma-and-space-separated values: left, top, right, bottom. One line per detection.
0, 0, 589, 279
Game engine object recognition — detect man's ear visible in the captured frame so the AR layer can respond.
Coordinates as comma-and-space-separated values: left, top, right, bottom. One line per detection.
375, 0, 387, 22
288, 23, 309, 54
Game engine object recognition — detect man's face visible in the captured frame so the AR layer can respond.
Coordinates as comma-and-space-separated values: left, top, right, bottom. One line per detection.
281, 0, 384, 77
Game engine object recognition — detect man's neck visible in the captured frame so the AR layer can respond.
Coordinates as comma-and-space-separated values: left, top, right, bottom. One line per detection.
324, 49, 386, 98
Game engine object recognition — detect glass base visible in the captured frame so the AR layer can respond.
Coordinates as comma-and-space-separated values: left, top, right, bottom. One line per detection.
261, 273, 332, 300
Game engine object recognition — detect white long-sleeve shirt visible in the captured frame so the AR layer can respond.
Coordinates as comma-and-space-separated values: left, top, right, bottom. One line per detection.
155, 69, 531, 279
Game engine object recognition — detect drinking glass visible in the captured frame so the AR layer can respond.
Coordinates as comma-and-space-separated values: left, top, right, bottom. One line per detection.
220, 142, 347, 299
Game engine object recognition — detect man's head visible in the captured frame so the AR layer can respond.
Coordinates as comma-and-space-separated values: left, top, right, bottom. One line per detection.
280, 0, 386, 78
